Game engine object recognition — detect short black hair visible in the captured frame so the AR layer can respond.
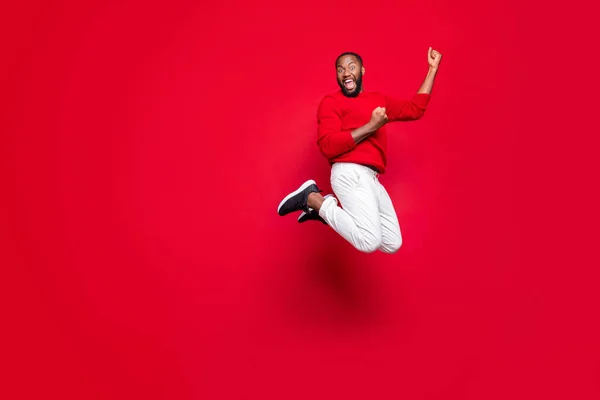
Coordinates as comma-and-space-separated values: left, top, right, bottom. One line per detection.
336, 52, 363, 67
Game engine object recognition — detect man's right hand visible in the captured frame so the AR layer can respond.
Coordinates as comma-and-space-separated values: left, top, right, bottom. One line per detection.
369, 107, 388, 130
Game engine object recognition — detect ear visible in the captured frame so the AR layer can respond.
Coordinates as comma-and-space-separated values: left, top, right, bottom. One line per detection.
362, 66, 366, 75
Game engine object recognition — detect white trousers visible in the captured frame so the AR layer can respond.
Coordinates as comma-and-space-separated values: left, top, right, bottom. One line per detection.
318, 162, 403, 253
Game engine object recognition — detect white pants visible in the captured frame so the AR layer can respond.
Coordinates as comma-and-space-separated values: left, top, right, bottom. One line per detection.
318, 162, 403, 253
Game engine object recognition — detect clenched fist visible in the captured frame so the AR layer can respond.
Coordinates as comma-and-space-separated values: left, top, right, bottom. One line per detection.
370, 107, 388, 130
428, 47, 442, 69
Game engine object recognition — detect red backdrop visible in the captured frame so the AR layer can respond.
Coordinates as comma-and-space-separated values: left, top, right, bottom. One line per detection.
2, 1, 599, 399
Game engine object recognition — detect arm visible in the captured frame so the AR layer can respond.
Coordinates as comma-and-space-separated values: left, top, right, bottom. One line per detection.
317, 97, 389, 158
418, 47, 442, 94
386, 47, 442, 122
384, 93, 430, 122
418, 66, 439, 94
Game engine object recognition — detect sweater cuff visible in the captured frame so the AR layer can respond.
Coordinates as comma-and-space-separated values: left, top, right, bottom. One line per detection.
342, 130, 357, 152
412, 93, 431, 108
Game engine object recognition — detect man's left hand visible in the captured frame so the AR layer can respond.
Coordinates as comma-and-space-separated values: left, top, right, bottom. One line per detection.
428, 47, 442, 69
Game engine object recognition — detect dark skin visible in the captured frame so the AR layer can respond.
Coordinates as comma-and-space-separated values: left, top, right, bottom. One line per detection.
307, 50, 442, 211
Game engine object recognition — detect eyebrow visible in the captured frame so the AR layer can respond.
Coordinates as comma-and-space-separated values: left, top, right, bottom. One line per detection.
337, 62, 356, 68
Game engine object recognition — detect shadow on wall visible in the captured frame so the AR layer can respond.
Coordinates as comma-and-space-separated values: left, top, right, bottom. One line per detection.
283, 233, 390, 332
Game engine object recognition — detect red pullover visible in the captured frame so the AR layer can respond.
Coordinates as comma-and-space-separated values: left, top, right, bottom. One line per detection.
316, 90, 430, 174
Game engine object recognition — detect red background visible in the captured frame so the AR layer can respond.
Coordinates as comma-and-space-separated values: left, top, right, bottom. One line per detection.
2, 1, 599, 399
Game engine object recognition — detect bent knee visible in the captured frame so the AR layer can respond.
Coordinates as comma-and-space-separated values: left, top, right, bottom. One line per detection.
381, 237, 402, 254
357, 235, 383, 253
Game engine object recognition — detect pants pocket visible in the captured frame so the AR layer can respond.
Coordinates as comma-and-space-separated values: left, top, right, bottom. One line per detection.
331, 163, 361, 195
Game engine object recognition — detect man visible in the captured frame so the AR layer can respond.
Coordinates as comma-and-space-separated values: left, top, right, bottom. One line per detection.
277, 48, 442, 253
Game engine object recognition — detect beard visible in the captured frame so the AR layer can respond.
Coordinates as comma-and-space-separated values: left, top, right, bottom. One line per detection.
338, 73, 363, 98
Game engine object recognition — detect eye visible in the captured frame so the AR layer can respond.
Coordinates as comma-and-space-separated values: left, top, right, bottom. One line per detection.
350, 66, 355, 71
338, 68, 343, 74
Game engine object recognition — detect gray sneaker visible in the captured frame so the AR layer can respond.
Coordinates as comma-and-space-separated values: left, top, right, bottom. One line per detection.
297, 194, 333, 224
277, 179, 321, 216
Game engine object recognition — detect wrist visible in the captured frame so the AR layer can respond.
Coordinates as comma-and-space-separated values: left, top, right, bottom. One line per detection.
428, 65, 439, 74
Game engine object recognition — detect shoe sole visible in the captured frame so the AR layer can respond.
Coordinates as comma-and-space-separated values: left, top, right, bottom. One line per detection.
277, 179, 316, 216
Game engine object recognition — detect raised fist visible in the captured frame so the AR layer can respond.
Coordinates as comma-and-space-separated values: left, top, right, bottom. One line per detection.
428, 47, 442, 69
370, 107, 388, 130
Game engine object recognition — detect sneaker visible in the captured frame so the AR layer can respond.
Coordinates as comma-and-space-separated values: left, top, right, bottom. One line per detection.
298, 194, 333, 224
277, 179, 321, 216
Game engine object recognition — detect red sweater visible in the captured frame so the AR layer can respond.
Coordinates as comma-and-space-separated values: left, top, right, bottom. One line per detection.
316, 90, 430, 174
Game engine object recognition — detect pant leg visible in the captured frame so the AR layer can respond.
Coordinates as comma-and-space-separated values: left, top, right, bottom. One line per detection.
377, 180, 403, 254
318, 163, 383, 253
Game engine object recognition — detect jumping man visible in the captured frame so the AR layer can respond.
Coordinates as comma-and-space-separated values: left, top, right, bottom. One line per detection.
277, 48, 443, 253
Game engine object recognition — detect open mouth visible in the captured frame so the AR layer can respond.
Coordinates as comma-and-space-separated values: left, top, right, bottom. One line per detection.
343, 79, 356, 90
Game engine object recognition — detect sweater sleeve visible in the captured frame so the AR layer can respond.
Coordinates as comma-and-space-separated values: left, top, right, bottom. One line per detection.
316, 96, 357, 159
385, 93, 430, 122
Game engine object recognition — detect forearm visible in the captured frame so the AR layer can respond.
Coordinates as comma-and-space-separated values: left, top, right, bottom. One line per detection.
417, 66, 439, 95
351, 122, 377, 144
